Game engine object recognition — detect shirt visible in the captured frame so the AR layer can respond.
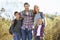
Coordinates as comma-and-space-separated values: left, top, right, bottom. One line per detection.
21, 10, 34, 30
36, 25, 42, 36
33, 13, 41, 27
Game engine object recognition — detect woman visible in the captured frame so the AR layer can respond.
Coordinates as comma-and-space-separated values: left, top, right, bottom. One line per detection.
33, 5, 45, 40
33, 5, 44, 27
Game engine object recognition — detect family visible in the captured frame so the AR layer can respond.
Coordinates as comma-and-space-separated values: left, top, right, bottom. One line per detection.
9, 2, 46, 40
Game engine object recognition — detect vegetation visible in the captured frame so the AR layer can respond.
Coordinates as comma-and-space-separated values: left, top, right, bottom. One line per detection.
0, 14, 60, 40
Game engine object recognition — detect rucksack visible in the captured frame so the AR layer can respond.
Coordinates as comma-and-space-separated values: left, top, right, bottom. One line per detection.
39, 12, 45, 27
9, 19, 17, 35
39, 12, 44, 19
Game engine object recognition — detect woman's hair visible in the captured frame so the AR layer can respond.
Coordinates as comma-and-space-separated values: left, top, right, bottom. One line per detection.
34, 5, 39, 14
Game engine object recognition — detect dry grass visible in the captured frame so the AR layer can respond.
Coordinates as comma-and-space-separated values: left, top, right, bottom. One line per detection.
0, 15, 60, 40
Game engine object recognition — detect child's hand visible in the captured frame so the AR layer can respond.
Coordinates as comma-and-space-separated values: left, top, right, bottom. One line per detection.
11, 20, 14, 24
12, 33, 15, 37
32, 26, 35, 30
40, 37, 43, 40
38, 19, 43, 25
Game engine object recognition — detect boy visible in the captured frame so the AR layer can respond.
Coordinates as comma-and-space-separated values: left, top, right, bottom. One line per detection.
34, 19, 45, 40
9, 11, 23, 40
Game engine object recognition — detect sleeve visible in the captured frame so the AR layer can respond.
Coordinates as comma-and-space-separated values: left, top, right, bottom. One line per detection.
44, 14, 47, 27
20, 11, 24, 18
9, 24, 14, 35
9, 20, 15, 35
33, 15, 38, 29
33, 21, 36, 29
21, 18, 24, 26
44, 16, 47, 27
41, 13, 47, 27
40, 24, 45, 37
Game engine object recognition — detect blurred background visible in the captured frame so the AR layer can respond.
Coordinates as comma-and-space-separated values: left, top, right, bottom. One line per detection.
0, 0, 60, 40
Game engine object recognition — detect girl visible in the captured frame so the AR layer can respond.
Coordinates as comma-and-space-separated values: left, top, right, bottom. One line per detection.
34, 19, 45, 40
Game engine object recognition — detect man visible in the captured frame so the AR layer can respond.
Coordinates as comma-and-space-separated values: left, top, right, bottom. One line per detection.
21, 2, 34, 40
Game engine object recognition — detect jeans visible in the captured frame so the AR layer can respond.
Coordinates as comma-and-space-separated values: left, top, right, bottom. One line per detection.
21, 29, 32, 40
13, 32, 21, 40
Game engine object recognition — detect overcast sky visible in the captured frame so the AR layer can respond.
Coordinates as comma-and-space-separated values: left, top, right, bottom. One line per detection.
0, 0, 60, 19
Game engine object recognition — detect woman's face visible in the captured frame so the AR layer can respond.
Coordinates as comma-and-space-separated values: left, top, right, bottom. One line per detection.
34, 6, 39, 13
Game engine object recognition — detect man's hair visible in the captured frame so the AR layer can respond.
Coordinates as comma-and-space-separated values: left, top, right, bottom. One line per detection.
24, 2, 29, 6
14, 11, 18, 16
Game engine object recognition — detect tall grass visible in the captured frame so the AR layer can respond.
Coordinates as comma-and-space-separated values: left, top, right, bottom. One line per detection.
0, 15, 60, 40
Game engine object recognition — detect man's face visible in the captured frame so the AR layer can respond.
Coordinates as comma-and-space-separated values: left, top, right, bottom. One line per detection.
24, 5, 30, 11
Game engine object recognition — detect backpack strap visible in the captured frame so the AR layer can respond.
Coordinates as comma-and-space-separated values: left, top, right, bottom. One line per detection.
39, 12, 44, 19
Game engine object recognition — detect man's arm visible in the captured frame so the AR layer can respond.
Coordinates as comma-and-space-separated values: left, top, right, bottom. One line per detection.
20, 10, 24, 18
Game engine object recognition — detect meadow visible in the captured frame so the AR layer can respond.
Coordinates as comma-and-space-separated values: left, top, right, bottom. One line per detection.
0, 14, 60, 40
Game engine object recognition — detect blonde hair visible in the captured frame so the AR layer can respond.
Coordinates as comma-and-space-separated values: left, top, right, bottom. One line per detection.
38, 19, 43, 25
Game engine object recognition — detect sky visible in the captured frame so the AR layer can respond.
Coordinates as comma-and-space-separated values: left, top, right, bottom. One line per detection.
0, 0, 60, 19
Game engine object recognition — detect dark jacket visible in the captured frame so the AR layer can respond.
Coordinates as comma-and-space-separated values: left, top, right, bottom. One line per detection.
13, 18, 23, 33
9, 18, 23, 34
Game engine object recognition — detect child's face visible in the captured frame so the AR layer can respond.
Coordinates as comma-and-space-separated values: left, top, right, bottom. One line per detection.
15, 13, 20, 18
38, 19, 43, 25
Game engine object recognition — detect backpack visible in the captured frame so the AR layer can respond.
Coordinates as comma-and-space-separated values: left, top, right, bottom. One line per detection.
39, 12, 44, 19
9, 19, 17, 35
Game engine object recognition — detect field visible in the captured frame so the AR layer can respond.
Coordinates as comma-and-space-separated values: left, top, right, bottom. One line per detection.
0, 14, 60, 40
